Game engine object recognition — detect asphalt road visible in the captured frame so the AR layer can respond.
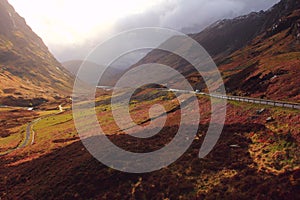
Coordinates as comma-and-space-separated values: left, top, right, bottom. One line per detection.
20, 118, 41, 148
0, 107, 63, 156
164, 89, 300, 110
203, 93, 300, 110
1, 89, 298, 156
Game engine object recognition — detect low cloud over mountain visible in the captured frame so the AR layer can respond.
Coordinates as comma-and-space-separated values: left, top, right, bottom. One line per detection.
9, 0, 279, 61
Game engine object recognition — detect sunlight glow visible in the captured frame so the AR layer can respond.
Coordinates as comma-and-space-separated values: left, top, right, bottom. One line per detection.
8, 0, 162, 46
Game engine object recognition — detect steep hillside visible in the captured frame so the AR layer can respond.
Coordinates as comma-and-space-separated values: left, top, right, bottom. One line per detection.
0, 0, 74, 106
219, 7, 300, 102
192, 0, 300, 59
130, 0, 300, 102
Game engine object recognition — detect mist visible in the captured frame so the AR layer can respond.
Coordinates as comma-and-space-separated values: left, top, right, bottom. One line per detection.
56, 0, 280, 62
9, 0, 280, 62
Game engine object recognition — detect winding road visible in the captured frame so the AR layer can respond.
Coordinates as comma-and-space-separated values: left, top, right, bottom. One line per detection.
0, 117, 41, 156
0, 105, 63, 156
21, 118, 41, 148
1, 90, 299, 156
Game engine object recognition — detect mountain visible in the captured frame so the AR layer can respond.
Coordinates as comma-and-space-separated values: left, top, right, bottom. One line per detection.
218, 1, 300, 101
190, 0, 300, 59
0, 0, 74, 106
130, 0, 300, 102
62, 60, 124, 86
1, 1, 300, 199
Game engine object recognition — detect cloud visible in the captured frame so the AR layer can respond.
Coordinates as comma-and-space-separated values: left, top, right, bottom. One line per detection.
113, 0, 280, 33
9, 0, 280, 62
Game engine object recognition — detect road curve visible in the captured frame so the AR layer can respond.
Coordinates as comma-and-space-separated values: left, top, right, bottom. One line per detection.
20, 118, 41, 148
0, 118, 41, 156
0, 107, 64, 156
20, 110, 64, 149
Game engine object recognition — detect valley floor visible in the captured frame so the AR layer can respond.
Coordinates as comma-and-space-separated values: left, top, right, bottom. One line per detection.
0, 89, 299, 199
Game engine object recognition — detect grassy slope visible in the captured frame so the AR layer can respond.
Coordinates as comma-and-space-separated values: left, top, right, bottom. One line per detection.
0, 89, 299, 199
0, 0, 74, 106
0, 107, 38, 152
218, 9, 300, 102
128, 4, 300, 103
0, 108, 62, 154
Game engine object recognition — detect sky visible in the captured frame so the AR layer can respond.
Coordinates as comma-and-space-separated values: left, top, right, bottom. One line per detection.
8, 0, 280, 62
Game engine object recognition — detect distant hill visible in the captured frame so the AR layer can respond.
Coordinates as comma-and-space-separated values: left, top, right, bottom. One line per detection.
0, 0, 74, 106
129, 0, 300, 102
62, 60, 124, 86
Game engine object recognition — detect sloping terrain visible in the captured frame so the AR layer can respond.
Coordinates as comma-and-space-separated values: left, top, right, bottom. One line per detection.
191, 0, 300, 59
0, 0, 74, 106
0, 89, 299, 199
218, 7, 300, 102
0, 106, 38, 151
0, 0, 299, 199
130, 0, 300, 102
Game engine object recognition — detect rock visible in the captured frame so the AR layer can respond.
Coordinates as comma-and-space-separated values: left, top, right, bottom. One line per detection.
256, 108, 265, 115
266, 117, 274, 122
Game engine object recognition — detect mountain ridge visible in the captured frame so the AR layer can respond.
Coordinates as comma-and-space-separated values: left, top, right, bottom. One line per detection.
0, 0, 74, 106
128, 0, 300, 102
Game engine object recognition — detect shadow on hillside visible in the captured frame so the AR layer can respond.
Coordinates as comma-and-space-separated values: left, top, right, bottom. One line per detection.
0, 122, 299, 200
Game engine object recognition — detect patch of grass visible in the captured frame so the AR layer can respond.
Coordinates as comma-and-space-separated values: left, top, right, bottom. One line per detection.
0, 125, 25, 153
249, 130, 299, 174
36, 110, 59, 116
35, 113, 73, 130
